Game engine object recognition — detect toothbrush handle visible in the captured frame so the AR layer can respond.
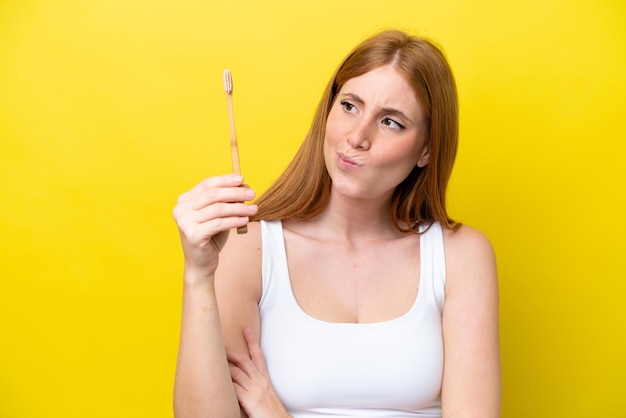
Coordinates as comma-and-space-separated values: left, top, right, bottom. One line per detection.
225, 92, 247, 235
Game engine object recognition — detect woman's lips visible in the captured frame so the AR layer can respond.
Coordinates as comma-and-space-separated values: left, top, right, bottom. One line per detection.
337, 153, 361, 170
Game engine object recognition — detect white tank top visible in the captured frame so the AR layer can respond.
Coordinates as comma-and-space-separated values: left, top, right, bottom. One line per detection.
259, 220, 445, 418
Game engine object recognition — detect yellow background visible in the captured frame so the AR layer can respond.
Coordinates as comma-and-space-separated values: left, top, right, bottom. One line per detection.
1, 0, 624, 416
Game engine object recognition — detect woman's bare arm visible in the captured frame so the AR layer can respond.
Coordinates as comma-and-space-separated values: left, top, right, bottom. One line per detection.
172, 175, 259, 418
441, 225, 501, 418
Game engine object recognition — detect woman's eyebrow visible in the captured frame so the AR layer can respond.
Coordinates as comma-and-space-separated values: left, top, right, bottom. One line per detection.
340, 92, 365, 105
341, 92, 412, 122
381, 107, 410, 121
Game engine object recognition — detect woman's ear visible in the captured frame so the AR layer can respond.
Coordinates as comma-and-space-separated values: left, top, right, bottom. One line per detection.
417, 146, 430, 168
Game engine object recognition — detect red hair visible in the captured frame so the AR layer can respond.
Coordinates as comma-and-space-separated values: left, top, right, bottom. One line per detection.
252, 30, 459, 232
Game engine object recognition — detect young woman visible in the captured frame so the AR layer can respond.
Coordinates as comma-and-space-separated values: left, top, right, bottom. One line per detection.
173, 30, 500, 418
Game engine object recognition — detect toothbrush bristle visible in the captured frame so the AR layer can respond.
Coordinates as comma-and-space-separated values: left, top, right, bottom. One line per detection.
223, 69, 233, 93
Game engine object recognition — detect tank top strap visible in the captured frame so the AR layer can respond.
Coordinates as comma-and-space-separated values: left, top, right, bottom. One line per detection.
259, 220, 289, 312
419, 222, 446, 314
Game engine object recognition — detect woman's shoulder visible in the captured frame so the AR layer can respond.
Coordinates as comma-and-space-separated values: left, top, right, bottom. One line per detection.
441, 223, 497, 286
221, 220, 263, 258
217, 221, 264, 292
441, 223, 494, 253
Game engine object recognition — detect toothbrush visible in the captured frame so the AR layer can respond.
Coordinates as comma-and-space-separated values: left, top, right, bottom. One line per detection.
223, 68, 247, 234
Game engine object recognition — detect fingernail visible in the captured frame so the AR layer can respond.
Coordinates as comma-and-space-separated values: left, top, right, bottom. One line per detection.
244, 189, 256, 198
232, 174, 243, 183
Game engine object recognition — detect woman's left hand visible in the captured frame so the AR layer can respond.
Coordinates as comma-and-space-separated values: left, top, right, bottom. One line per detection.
228, 328, 291, 418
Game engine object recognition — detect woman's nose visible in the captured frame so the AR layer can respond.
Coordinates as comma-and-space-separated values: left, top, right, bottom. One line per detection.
346, 119, 371, 150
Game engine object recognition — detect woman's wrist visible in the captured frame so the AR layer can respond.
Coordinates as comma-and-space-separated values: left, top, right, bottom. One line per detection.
182, 264, 216, 287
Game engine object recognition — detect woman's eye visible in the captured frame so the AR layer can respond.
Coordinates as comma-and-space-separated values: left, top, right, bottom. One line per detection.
340, 100, 355, 112
382, 117, 405, 130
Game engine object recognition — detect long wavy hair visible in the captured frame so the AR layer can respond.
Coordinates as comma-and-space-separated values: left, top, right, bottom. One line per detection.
251, 29, 460, 232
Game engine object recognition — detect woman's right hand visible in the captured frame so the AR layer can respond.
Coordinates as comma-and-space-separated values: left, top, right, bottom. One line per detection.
173, 174, 257, 284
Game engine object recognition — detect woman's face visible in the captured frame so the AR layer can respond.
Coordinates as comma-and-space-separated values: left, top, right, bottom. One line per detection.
324, 65, 429, 202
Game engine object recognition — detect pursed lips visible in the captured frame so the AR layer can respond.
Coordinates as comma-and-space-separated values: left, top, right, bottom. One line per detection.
337, 152, 362, 169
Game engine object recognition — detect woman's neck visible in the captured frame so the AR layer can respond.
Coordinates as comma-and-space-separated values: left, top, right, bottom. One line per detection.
290, 190, 404, 244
